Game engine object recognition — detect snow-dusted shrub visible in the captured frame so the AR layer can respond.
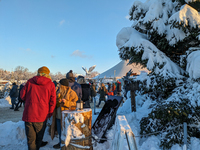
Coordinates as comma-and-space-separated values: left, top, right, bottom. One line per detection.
140, 98, 200, 149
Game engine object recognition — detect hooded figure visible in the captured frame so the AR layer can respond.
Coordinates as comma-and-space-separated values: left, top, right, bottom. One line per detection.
66, 70, 82, 100
20, 66, 56, 150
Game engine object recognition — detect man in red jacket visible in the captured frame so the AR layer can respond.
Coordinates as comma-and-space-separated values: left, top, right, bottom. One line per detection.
20, 66, 56, 150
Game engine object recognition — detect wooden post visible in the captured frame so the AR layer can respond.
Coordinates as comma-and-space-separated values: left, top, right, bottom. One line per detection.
131, 90, 136, 112
61, 109, 93, 150
130, 81, 139, 112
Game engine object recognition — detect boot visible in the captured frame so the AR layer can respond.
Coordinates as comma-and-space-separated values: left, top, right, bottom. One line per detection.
41, 141, 48, 147
53, 143, 60, 149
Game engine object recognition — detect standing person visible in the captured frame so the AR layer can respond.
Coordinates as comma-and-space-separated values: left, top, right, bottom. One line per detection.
51, 78, 78, 149
96, 83, 107, 107
20, 66, 56, 150
116, 80, 122, 96
90, 82, 96, 103
107, 82, 111, 93
77, 75, 91, 108
107, 88, 114, 96
9, 82, 18, 109
14, 82, 26, 111
66, 70, 82, 100
112, 82, 116, 95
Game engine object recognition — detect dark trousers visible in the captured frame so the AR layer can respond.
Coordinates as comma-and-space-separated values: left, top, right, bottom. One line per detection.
98, 98, 105, 106
83, 100, 91, 108
15, 100, 24, 110
56, 118, 61, 145
11, 97, 17, 108
25, 121, 47, 150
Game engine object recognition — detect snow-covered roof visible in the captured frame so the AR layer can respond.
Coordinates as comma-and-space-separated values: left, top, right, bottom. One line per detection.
93, 60, 148, 79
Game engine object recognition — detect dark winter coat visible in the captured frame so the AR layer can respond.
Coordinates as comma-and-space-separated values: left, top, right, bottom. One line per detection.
20, 76, 56, 122
10, 85, 18, 98
18, 84, 24, 101
80, 84, 91, 108
116, 82, 122, 92
68, 77, 82, 100
98, 86, 107, 101
90, 84, 96, 97
80, 84, 90, 102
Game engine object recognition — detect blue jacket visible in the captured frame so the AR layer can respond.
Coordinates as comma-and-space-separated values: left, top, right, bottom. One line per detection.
10, 85, 18, 98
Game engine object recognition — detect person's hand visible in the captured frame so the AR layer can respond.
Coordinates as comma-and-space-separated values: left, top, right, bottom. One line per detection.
59, 99, 66, 103
61, 99, 65, 103
58, 99, 62, 103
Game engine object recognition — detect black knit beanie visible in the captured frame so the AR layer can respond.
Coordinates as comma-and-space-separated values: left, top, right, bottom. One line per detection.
59, 79, 69, 86
66, 70, 73, 79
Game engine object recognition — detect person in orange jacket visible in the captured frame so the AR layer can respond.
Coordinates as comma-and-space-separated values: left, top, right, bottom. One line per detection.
51, 78, 78, 149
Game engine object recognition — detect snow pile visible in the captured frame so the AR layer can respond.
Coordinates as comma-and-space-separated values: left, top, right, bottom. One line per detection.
0, 121, 26, 147
117, 92, 131, 114
0, 96, 11, 107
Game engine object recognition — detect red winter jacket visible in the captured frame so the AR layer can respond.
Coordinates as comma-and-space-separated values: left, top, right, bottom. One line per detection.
20, 76, 56, 122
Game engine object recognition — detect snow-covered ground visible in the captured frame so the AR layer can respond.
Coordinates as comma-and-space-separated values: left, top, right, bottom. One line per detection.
1, 90, 200, 150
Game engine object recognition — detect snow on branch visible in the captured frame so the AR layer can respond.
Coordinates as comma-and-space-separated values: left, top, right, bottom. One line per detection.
116, 27, 185, 78
169, 4, 200, 29
186, 49, 200, 79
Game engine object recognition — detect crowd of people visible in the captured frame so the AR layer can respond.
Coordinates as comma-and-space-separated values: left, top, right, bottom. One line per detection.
8, 66, 123, 150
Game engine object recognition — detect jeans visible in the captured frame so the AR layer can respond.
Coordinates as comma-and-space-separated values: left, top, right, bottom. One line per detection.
25, 121, 47, 150
11, 97, 17, 108
56, 118, 61, 146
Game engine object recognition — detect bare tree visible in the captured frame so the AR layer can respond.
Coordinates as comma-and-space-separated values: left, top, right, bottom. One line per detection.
14, 66, 29, 81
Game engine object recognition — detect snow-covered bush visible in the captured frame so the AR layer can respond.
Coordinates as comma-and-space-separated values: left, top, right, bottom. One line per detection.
140, 98, 200, 149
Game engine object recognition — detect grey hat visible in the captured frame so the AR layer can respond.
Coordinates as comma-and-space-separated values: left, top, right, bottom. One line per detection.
66, 70, 73, 79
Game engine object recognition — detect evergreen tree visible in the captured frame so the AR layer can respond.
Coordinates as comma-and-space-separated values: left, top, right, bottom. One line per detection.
116, 0, 200, 149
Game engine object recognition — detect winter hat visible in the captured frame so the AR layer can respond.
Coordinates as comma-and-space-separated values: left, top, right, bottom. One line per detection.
38, 66, 50, 75
66, 70, 73, 79
59, 79, 69, 86
77, 75, 84, 81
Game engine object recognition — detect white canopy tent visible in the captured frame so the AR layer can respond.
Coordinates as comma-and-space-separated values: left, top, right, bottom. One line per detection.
93, 60, 148, 80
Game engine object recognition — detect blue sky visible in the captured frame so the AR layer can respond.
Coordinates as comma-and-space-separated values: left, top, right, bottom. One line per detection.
0, 0, 133, 75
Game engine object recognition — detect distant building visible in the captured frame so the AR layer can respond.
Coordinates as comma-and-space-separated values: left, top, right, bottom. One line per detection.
0, 80, 10, 85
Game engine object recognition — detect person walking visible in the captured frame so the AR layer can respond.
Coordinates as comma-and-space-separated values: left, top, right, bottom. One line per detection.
96, 83, 107, 107
9, 82, 18, 109
14, 82, 25, 111
66, 70, 82, 100
77, 75, 91, 108
20, 66, 56, 150
51, 78, 78, 149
